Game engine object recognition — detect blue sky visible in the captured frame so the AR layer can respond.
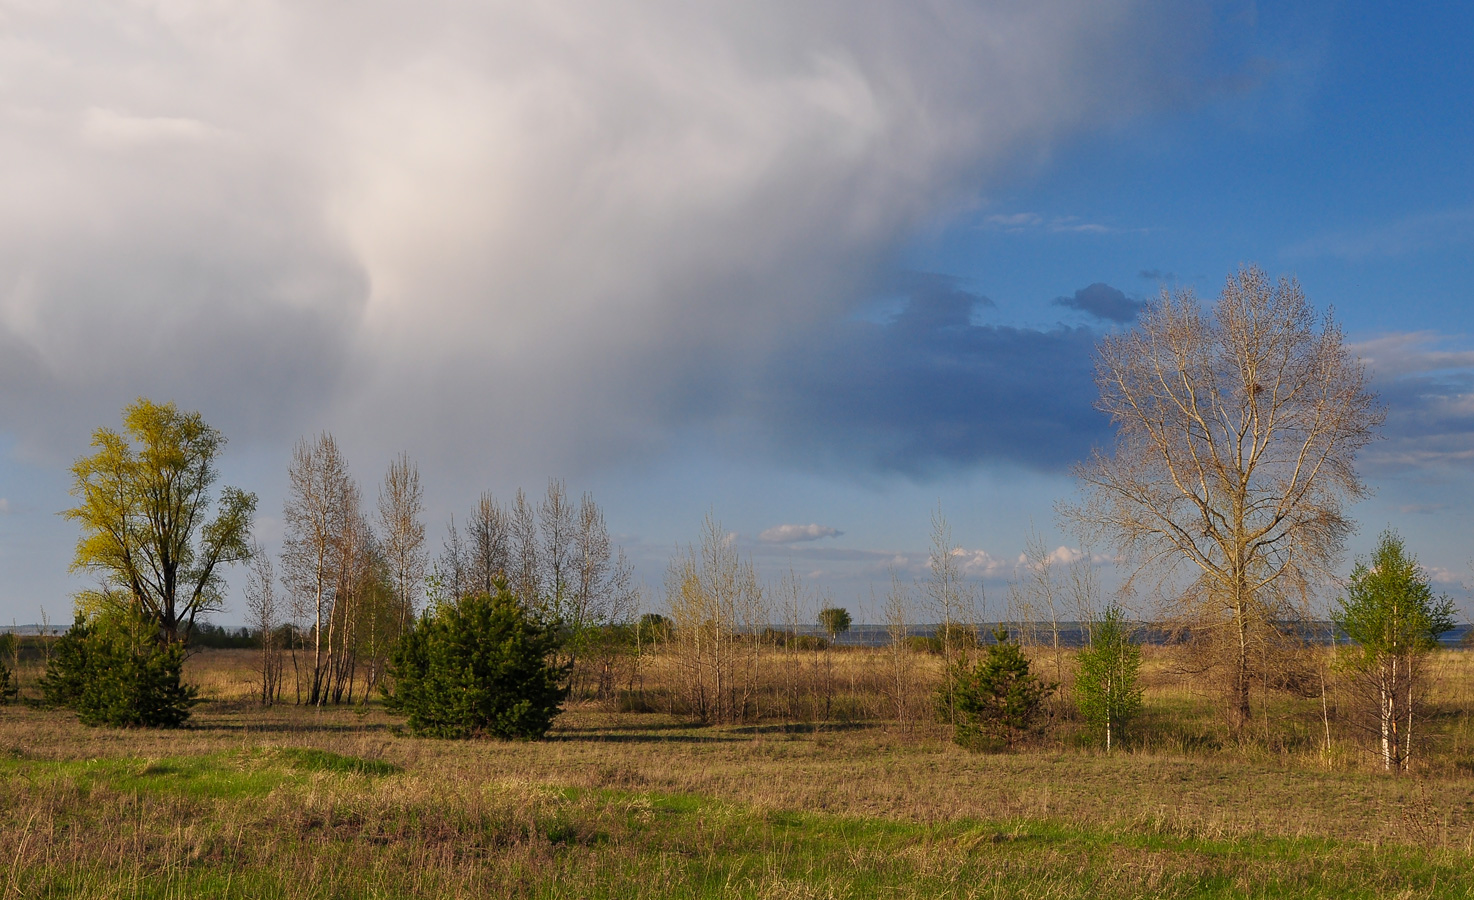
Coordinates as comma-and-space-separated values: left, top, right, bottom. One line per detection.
2, 1, 1472, 624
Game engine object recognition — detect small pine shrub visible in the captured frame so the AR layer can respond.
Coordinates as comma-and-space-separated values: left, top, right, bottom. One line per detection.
40, 610, 197, 727
385, 586, 569, 740
0, 634, 17, 704
947, 625, 1055, 752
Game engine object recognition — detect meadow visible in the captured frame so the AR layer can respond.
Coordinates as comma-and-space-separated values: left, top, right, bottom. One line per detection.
3, 645, 1474, 898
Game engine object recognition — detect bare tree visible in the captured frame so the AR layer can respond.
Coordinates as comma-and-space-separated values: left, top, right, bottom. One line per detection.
569, 492, 637, 699
539, 479, 577, 619
883, 570, 918, 733
1065, 266, 1382, 730
281, 433, 354, 707
666, 514, 766, 724
242, 540, 284, 705
1007, 531, 1075, 692
466, 492, 510, 597
435, 516, 468, 602
510, 489, 541, 606
774, 568, 808, 720
378, 453, 426, 632
924, 508, 978, 725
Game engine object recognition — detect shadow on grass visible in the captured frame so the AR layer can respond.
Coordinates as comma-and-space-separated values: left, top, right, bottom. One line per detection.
545, 730, 743, 744
728, 721, 876, 736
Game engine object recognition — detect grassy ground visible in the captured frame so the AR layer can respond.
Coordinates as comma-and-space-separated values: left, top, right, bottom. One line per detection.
3, 649, 1474, 897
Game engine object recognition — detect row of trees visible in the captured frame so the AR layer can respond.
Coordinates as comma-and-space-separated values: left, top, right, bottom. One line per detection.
43, 265, 1461, 772
244, 436, 426, 707
435, 480, 637, 699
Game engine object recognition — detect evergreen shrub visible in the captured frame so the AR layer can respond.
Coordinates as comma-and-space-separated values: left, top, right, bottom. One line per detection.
40, 609, 197, 727
947, 626, 1055, 752
385, 586, 568, 740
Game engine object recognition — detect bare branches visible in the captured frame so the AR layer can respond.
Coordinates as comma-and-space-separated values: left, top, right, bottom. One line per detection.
378, 453, 427, 630
1064, 266, 1383, 727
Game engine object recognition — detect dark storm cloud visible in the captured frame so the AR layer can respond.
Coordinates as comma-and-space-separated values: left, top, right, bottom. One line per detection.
750, 283, 1106, 475
1052, 283, 1143, 323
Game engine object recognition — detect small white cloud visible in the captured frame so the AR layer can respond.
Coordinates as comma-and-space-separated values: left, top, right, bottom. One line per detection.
984, 212, 1042, 228
81, 107, 220, 148
759, 523, 843, 543
1427, 566, 1462, 585
948, 547, 1010, 579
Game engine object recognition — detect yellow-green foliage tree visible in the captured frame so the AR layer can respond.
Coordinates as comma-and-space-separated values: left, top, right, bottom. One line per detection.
64, 398, 257, 643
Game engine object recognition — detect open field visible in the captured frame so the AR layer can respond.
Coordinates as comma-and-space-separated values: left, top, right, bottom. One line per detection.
4, 648, 1474, 898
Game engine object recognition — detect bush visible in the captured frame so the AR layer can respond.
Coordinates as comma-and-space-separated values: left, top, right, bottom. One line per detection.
39, 610, 197, 727
385, 586, 569, 740
947, 626, 1055, 752
0, 634, 17, 705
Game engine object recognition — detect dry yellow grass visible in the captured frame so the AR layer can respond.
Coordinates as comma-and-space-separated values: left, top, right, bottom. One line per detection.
4, 645, 1474, 897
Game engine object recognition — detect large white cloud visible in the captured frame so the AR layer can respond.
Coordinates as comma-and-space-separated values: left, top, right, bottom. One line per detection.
0, 0, 1205, 480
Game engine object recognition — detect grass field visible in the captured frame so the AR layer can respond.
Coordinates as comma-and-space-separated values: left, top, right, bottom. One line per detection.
3, 647, 1474, 898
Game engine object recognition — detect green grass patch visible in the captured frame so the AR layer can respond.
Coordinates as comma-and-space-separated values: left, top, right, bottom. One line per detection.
0, 747, 398, 803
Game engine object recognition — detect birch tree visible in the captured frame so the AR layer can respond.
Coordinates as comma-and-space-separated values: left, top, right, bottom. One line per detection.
378, 453, 426, 632
1066, 266, 1382, 730
1333, 531, 1454, 771
667, 514, 766, 724
281, 433, 353, 706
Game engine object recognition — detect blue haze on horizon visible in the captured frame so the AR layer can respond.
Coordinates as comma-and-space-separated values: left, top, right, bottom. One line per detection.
1, 2, 1472, 624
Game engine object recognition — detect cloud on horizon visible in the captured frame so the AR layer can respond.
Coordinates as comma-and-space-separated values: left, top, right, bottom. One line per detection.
759, 523, 844, 544
1352, 332, 1474, 473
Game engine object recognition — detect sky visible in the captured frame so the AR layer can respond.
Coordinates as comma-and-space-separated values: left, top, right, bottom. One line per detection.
2, 1, 1473, 625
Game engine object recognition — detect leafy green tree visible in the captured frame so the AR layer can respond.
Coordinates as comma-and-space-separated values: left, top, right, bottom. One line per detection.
64, 398, 257, 643
1074, 604, 1142, 751
947, 626, 1055, 751
818, 606, 852, 641
1333, 530, 1455, 771
637, 613, 672, 644
385, 586, 569, 739
39, 609, 197, 727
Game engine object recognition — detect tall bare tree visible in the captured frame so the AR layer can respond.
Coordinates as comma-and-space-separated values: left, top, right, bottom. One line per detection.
569, 492, 637, 697
539, 479, 577, 619
435, 516, 468, 603
281, 433, 354, 707
466, 492, 510, 597
242, 540, 284, 705
1065, 266, 1382, 729
510, 489, 541, 606
378, 453, 427, 632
